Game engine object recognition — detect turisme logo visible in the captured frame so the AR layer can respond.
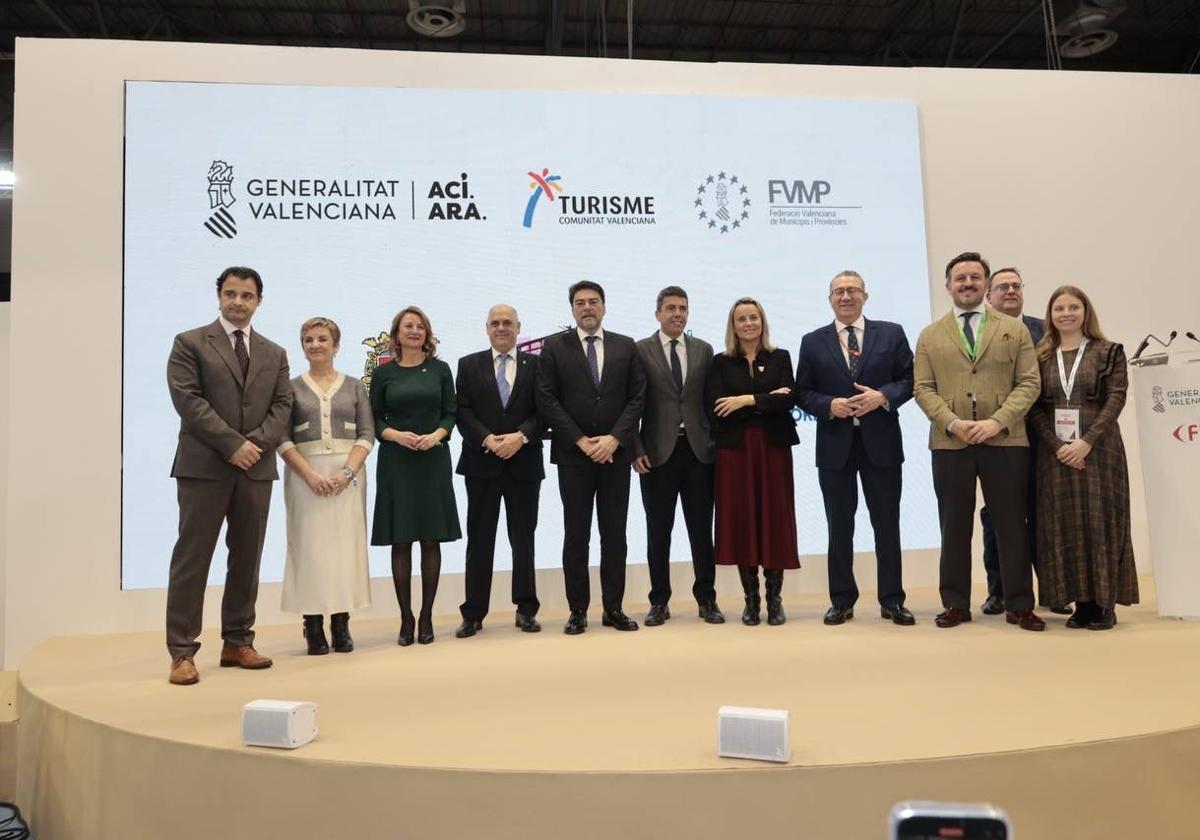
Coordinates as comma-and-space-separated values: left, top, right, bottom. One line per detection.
1173, 424, 1199, 443
523, 167, 563, 228
1152, 385, 1166, 414
427, 172, 484, 221
205, 160, 237, 239
695, 171, 749, 235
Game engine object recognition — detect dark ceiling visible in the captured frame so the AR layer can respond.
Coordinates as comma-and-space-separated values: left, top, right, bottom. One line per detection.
1, 0, 1199, 151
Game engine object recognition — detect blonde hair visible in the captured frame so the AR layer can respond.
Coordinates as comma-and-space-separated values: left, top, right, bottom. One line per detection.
389, 306, 438, 358
299, 316, 341, 346
724, 297, 775, 357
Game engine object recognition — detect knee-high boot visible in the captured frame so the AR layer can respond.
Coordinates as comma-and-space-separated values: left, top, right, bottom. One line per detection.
738, 566, 761, 626
764, 569, 786, 625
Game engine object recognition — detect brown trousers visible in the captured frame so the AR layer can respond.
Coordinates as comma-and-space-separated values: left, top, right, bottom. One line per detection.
165, 474, 273, 657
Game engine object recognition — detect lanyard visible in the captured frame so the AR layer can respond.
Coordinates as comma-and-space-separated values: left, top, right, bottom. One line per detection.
1056, 339, 1088, 403
955, 309, 986, 358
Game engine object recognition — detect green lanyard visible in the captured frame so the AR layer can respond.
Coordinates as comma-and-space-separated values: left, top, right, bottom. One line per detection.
956, 309, 987, 359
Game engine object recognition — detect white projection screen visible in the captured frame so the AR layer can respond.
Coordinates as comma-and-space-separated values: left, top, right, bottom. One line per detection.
122, 82, 937, 589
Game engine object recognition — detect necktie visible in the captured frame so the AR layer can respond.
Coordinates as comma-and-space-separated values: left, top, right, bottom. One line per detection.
845, 326, 860, 378
961, 312, 976, 356
233, 329, 250, 380
585, 336, 600, 387
496, 353, 511, 408
669, 339, 684, 392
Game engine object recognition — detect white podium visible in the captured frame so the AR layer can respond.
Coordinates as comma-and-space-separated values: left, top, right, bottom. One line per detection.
1130, 349, 1200, 617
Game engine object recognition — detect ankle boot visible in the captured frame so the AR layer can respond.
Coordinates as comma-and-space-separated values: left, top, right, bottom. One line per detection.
764, 569, 786, 625
330, 612, 353, 653
738, 566, 761, 626
302, 615, 330, 655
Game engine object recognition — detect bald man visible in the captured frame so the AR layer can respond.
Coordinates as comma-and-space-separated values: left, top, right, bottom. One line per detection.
454, 305, 547, 637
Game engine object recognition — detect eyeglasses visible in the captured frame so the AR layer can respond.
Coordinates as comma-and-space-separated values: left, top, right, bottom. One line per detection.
830, 288, 864, 298
992, 282, 1023, 293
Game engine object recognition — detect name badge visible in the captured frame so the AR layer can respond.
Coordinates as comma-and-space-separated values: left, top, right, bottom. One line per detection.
1055, 408, 1081, 441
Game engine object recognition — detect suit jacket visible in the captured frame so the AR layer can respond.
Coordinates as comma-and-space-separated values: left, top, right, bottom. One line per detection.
912, 307, 1040, 450
454, 348, 546, 482
1022, 313, 1046, 345
710, 348, 800, 449
635, 332, 715, 466
167, 319, 292, 480
795, 319, 914, 470
535, 328, 646, 466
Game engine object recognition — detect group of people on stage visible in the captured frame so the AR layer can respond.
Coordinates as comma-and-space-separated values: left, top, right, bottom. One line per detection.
164, 255, 1138, 686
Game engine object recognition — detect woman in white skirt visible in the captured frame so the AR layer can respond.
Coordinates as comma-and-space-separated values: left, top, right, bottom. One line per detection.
278, 317, 374, 654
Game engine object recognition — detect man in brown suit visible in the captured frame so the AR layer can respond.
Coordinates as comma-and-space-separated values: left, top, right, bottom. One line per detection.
913, 252, 1044, 631
165, 266, 292, 684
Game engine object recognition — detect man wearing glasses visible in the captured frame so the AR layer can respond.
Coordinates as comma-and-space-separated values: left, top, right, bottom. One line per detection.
912, 252, 1044, 631
977, 269, 1064, 615
795, 270, 916, 627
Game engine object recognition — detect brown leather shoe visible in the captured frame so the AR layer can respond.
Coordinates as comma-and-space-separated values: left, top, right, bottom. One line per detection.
169, 655, 199, 685
219, 644, 273, 669
1006, 610, 1046, 632
934, 607, 972, 628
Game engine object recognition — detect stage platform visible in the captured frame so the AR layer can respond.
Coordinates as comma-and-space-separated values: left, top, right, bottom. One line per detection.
16, 580, 1200, 840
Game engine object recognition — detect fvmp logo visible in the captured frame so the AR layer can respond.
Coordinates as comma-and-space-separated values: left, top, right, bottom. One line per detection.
1173, 424, 1199, 443
1152, 385, 1166, 414
204, 160, 237, 239
695, 171, 750, 235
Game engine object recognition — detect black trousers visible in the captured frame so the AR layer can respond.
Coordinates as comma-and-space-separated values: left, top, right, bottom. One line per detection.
460, 473, 541, 622
979, 445, 1041, 602
639, 434, 716, 607
166, 474, 273, 657
558, 461, 631, 613
932, 446, 1033, 612
817, 428, 905, 609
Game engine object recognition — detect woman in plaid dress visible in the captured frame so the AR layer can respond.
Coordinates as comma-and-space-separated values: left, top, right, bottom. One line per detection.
1028, 286, 1137, 630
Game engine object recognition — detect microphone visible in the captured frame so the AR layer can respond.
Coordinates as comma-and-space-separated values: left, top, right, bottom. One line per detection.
1132, 335, 1152, 360
1165, 330, 1179, 347
1187, 332, 1200, 344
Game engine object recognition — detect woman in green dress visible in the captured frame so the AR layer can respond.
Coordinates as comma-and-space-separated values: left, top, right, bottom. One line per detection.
371, 306, 461, 645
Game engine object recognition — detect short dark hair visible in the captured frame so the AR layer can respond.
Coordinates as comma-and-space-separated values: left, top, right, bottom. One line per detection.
987, 267, 1021, 289
944, 252, 990, 281
656, 286, 688, 310
216, 266, 263, 297
568, 280, 606, 304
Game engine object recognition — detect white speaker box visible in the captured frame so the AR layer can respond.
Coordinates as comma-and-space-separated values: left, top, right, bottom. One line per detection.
717, 706, 790, 763
242, 699, 319, 749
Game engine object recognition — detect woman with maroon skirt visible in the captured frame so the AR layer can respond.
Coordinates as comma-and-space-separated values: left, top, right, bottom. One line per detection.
710, 297, 800, 626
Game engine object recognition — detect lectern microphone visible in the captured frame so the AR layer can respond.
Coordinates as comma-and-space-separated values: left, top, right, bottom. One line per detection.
1132, 331, 1178, 361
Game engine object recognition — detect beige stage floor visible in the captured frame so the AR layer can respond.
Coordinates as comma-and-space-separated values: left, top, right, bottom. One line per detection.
16, 580, 1200, 839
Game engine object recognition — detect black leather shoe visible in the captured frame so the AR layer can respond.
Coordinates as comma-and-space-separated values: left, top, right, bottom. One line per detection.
981, 594, 1005, 615
698, 602, 726, 624
417, 615, 435, 645
644, 605, 670, 626
397, 616, 415, 647
455, 619, 482, 639
564, 611, 587, 635
823, 605, 854, 625
1050, 605, 1073, 615
515, 612, 542, 632
1066, 602, 1096, 629
880, 604, 916, 626
1088, 608, 1117, 631
601, 609, 639, 631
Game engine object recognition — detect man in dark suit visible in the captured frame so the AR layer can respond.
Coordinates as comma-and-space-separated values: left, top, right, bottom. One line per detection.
165, 266, 292, 685
977, 267, 1061, 615
536, 280, 646, 634
632, 286, 723, 627
795, 270, 916, 627
454, 304, 546, 637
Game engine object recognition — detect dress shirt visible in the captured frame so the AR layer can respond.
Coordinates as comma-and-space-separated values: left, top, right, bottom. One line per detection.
658, 331, 687, 382
491, 346, 517, 390
576, 326, 605, 382
219, 316, 252, 358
